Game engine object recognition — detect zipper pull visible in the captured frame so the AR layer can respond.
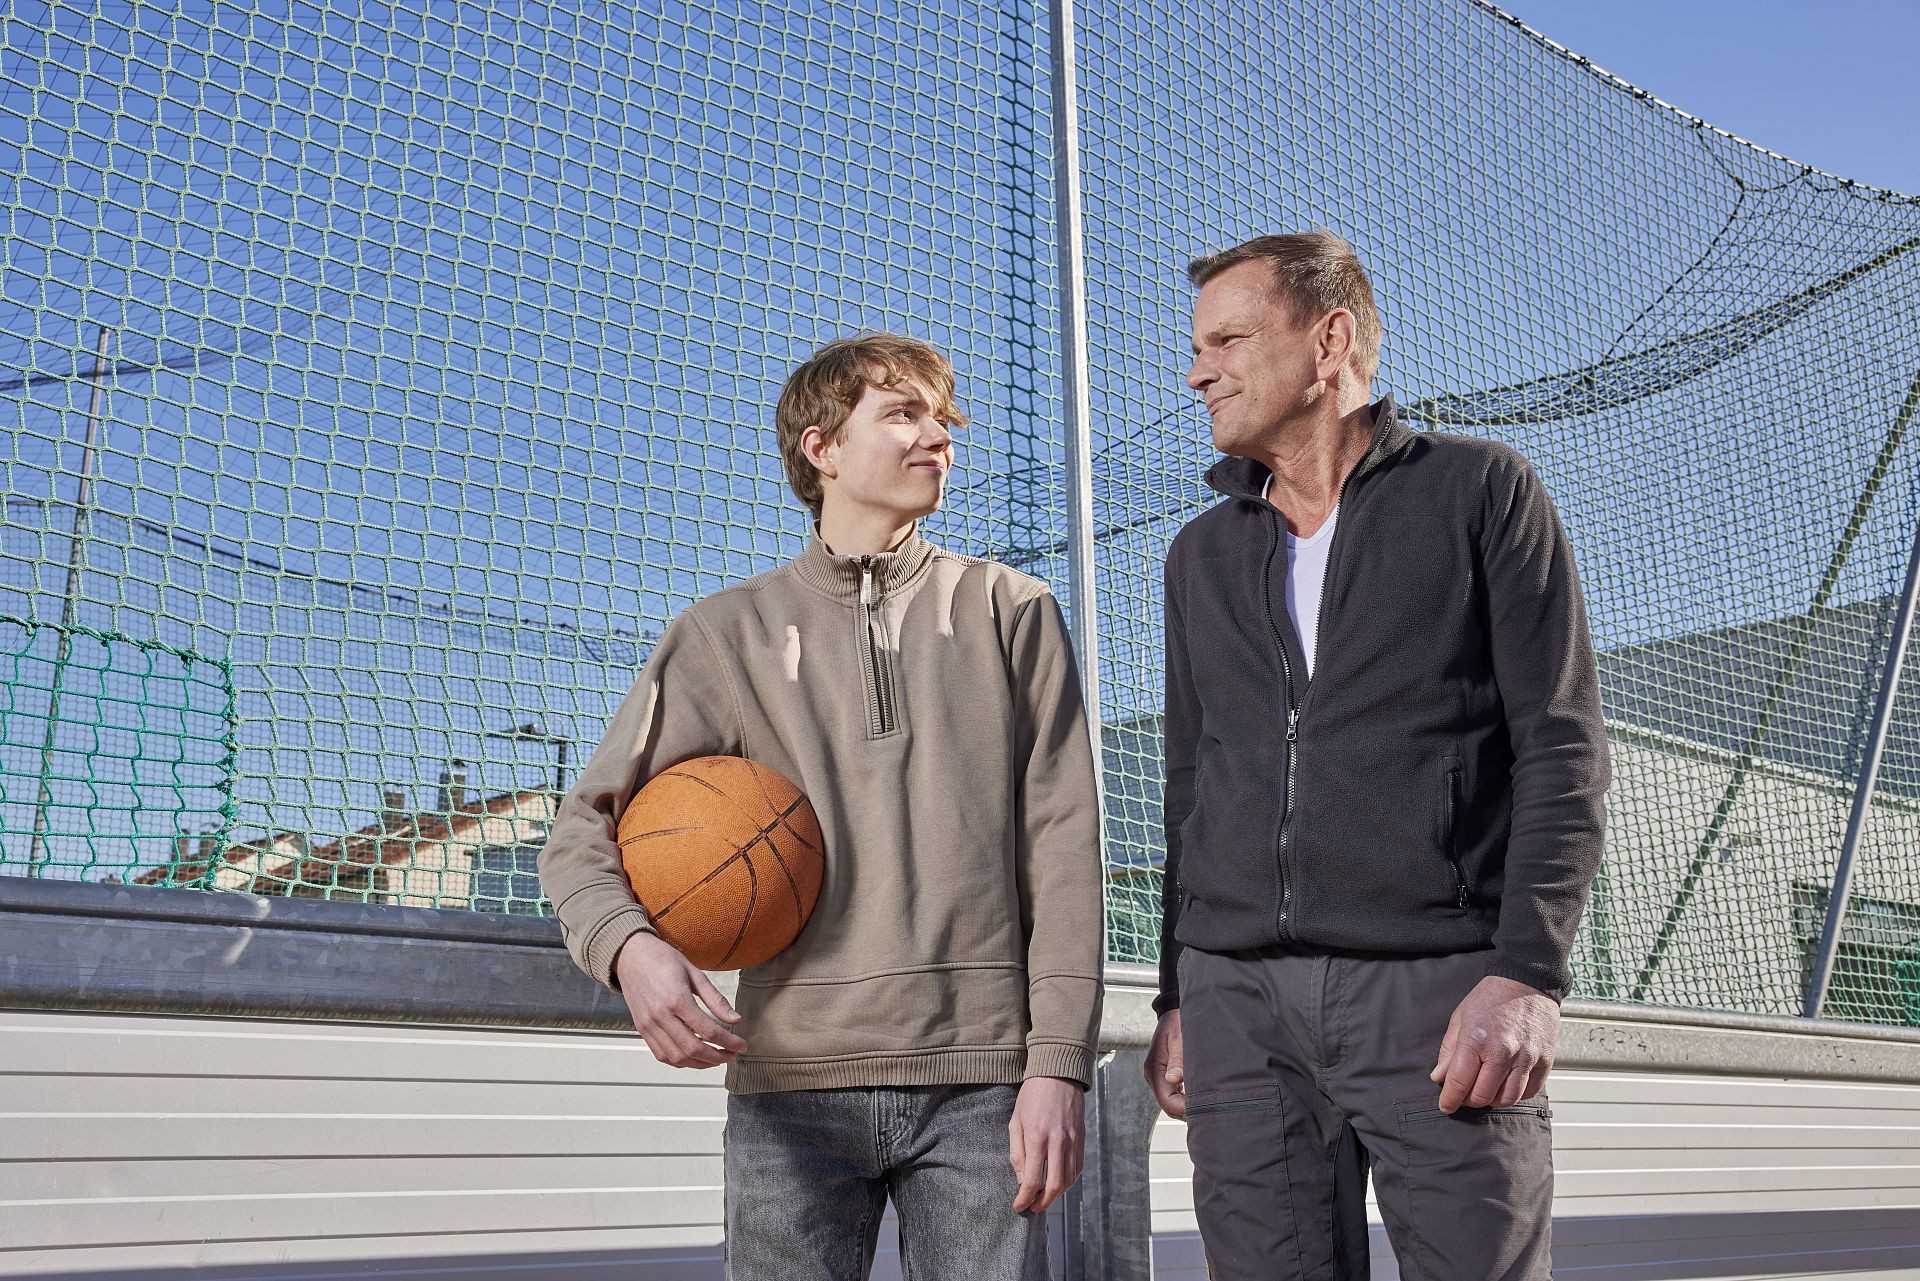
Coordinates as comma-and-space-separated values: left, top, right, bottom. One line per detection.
1286, 707, 1299, 742
859, 557, 874, 607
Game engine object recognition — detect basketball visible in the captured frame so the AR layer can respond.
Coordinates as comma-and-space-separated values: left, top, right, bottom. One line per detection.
616, 756, 825, 970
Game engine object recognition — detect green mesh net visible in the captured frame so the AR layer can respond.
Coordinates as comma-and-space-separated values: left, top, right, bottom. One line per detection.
0, 614, 236, 881
6, 0, 1920, 1023
1079, 1, 1920, 1020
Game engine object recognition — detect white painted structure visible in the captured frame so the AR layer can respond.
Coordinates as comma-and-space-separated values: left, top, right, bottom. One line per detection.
6, 984, 1920, 1279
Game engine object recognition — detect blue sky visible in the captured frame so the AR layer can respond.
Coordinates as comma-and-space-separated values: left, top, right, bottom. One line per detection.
5, 0, 1918, 882
1501, 1, 1920, 196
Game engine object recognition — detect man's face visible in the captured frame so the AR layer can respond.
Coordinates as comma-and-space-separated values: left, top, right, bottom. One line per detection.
817, 377, 956, 522
1186, 260, 1323, 457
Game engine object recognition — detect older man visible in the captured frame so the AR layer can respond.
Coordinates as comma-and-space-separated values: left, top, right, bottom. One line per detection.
1145, 231, 1609, 1280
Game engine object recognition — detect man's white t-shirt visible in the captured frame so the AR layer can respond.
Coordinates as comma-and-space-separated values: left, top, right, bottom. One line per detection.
1264, 475, 1338, 680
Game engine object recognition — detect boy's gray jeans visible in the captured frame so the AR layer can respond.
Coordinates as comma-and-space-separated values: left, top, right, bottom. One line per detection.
723, 1082, 1050, 1281
1180, 945, 1555, 1281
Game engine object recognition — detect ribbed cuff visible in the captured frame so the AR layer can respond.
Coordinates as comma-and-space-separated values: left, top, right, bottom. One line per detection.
1024, 1041, 1094, 1089
1155, 936, 1183, 1015
1486, 956, 1568, 1002
584, 905, 657, 989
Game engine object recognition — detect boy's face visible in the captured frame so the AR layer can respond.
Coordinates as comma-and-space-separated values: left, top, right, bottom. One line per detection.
814, 377, 956, 524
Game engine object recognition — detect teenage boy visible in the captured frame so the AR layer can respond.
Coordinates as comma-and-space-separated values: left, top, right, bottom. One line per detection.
539, 333, 1105, 1280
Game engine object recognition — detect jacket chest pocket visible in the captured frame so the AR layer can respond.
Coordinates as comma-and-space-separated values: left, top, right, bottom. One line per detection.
1438, 760, 1469, 909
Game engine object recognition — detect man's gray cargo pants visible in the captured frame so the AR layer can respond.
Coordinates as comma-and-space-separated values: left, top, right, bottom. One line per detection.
1180, 945, 1554, 1281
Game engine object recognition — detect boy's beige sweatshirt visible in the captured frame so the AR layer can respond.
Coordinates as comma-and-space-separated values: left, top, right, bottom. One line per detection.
538, 532, 1105, 1093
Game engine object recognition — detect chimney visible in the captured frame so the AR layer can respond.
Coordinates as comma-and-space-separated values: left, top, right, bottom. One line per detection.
436, 760, 469, 814
380, 787, 409, 831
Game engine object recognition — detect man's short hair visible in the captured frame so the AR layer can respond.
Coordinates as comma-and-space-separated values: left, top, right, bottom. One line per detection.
1188, 230, 1383, 382
774, 333, 968, 515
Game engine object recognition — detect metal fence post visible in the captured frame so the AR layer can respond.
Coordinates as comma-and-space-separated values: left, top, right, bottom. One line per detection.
1048, 4, 1146, 1278
1050, 0, 1101, 752
1805, 509, 1920, 1017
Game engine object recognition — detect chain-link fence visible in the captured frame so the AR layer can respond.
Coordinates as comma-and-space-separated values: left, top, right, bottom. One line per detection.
5, 0, 1920, 1022
0, 613, 237, 881
1077, 0, 1920, 1023
2, 0, 1065, 908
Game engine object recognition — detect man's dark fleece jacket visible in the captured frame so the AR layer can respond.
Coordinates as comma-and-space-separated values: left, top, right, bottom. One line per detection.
1156, 396, 1609, 1015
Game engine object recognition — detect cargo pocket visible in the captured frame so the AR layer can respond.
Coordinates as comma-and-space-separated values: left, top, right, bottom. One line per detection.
1393, 1094, 1552, 1171
1183, 1092, 1303, 1279
1384, 1095, 1554, 1278
1184, 1090, 1288, 1176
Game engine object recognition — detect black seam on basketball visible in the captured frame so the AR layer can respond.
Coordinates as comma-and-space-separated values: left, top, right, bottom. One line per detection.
716, 858, 758, 968
755, 799, 812, 926
645, 796, 809, 922
650, 847, 752, 920
621, 825, 703, 843
757, 829, 806, 923
744, 760, 782, 823
676, 766, 793, 834
772, 810, 822, 856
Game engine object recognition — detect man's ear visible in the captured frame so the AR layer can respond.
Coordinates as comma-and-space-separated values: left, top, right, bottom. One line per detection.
1317, 309, 1356, 383
801, 425, 838, 480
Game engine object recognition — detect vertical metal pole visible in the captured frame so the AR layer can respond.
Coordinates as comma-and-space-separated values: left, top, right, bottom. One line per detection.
1049, 6, 1130, 1279
1050, 0, 1101, 757
1632, 368, 1920, 1000
1805, 513, 1920, 1017
27, 325, 111, 876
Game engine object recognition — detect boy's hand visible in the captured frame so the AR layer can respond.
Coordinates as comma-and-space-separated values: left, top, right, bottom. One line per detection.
613, 931, 747, 1068
1009, 1076, 1085, 1214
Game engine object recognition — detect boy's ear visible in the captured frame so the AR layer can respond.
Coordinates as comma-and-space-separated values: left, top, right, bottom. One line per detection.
800, 425, 839, 480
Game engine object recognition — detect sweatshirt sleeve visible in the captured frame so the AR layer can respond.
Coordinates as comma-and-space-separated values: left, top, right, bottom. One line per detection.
1479, 453, 1611, 999
1156, 549, 1196, 1015
538, 612, 743, 989
1007, 588, 1106, 1088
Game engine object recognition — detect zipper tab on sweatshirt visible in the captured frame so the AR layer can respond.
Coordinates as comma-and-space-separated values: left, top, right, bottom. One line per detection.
857, 556, 896, 736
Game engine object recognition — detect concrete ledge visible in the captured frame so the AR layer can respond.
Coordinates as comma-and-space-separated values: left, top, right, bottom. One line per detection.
0, 876, 631, 1029
9, 879, 1920, 1084
1556, 1005, 1920, 1084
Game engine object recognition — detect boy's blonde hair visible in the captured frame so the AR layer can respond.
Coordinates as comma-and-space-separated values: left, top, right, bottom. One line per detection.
774, 334, 967, 514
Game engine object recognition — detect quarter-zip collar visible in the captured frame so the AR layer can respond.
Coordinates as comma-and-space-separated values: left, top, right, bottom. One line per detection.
1204, 395, 1412, 505
793, 526, 938, 603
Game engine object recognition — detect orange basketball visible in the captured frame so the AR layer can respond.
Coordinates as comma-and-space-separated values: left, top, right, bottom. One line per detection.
616, 756, 824, 970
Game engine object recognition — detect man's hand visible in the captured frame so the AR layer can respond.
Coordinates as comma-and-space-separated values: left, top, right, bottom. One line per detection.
1429, 975, 1558, 1112
1144, 1010, 1186, 1119
1009, 1076, 1085, 1214
613, 930, 747, 1069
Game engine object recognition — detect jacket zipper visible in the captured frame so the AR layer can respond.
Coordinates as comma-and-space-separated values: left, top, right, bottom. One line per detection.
1261, 443, 1370, 940
1445, 766, 1469, 908
859, 557, 896, 736
1261, 514, 1298, 941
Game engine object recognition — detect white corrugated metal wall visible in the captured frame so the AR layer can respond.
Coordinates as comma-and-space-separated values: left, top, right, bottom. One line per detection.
7, 993, 1920, 1279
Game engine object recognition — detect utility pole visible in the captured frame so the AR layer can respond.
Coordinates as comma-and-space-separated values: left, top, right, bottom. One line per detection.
27, 325, 111, 876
